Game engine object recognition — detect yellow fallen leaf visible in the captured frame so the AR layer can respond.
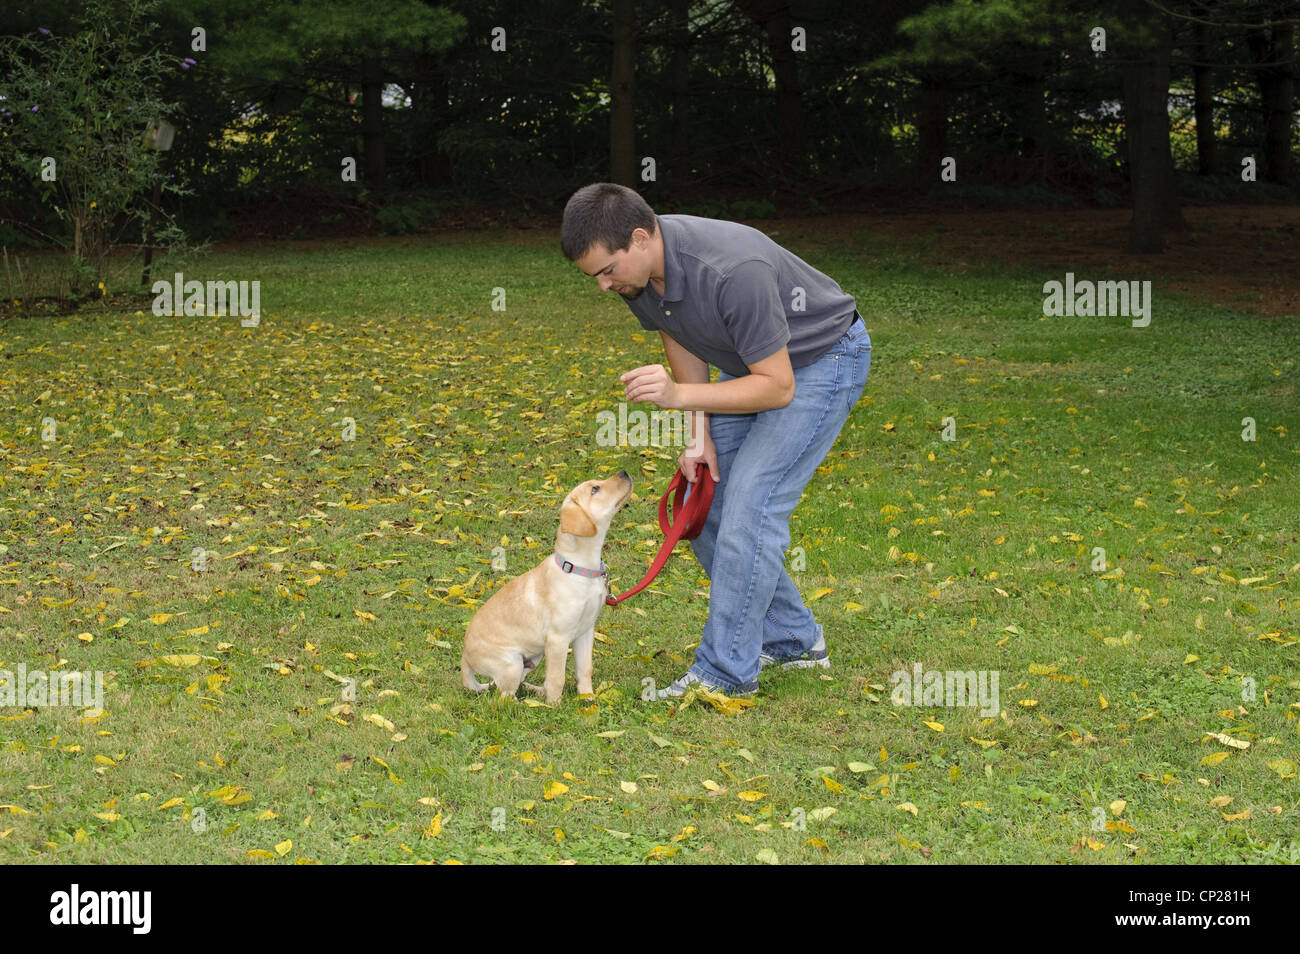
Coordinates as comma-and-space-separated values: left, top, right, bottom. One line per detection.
807, 588, 833, 603
148, 613, 176, 624
543, 780, 568, 800
207, 785, 252, 805
158, 654, 201, 667
274, 839, 292, 856
1265, 758, 1296, 778
822, 776, 845, 793
93, 812, 121, 821
157, 797, 184, 810
924, 720, 944, 732
1200, 752, 1231, 766
1109, 799, 1126, 817
1209, 796, 1233, 808
620, 781, 638, 794
1221, 810, 1251, 821
245, 849, 276, 860
1099, 694, 1108, 709
424, 812, 443, 837
737, 791, 766, 802
896, 802, 919, 816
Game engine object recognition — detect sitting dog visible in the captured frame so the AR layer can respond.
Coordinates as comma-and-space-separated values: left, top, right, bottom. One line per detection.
461, 470, 632, 702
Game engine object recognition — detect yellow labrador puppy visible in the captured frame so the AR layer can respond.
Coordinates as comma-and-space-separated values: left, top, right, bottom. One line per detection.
462, 471, 632, 702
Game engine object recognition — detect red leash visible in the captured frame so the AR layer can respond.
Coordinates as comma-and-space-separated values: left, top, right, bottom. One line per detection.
606, 468, 715, 606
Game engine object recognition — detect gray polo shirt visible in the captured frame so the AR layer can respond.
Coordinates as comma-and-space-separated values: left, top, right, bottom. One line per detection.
624, 214, 856, 378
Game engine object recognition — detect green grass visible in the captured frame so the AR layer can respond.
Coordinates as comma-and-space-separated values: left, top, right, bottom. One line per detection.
0, 225, 1296, 864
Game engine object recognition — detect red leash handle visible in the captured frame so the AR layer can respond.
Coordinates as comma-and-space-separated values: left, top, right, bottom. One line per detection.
606, 468, 714, 606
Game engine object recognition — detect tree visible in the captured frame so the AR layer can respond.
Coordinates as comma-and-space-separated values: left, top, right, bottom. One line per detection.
177, 0, 465, 192
0, 0, 181, 295
1246, 6, 1297, 184
1116, 2, 1188, 252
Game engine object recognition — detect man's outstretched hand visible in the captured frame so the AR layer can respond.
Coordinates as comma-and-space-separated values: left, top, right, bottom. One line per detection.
621, 364, 679, 409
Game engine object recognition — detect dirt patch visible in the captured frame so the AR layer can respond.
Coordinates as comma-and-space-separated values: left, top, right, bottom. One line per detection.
772, 203, 1300, 318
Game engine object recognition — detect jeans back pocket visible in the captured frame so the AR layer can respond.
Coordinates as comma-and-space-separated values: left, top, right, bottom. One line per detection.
852, 343, 871, 391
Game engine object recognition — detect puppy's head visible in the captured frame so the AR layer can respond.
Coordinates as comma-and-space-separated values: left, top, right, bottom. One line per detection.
558, 470, 634, 540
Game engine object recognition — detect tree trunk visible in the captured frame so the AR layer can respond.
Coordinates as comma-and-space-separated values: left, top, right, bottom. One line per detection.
733, 0, 808, 190
1250, 21, 1295, 185
1121, 9, 1185, 253
918, 74, 948, 187
1192, 21, 1217, 175
1011, 54, 1050, 164
610, 0, 637, 188
761, 3, 807, 189
361, 55, 387, 189
416, 51, 452, 187
669, 0, 691, 197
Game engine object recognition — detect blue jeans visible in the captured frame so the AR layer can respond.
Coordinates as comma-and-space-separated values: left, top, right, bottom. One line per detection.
684, 317, 871, 693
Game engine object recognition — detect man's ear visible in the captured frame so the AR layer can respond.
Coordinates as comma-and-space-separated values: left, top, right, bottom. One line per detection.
559, 498, 597, 537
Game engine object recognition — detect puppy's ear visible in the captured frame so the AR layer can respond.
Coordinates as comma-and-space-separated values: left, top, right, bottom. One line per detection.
559, 498, 597, 537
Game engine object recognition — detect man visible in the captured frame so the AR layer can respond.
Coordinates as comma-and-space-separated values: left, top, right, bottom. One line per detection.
561, 183, 871, 698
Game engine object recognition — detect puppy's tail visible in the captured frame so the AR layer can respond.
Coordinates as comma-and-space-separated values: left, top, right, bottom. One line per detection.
461, 655, 491, 692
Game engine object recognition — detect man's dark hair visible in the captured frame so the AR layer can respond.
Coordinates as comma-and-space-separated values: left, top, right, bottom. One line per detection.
560, 183, 657, 262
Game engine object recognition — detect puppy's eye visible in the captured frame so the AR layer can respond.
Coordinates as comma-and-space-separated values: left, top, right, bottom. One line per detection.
590, 486, 600, 494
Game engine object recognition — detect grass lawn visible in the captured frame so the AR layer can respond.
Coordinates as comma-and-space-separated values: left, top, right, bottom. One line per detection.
1, 221, 1296, 864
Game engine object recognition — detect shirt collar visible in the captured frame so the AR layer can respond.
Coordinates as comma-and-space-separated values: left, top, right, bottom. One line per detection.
656, 215, 683, 302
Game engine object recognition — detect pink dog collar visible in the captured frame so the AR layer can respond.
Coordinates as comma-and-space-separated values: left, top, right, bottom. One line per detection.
554, 553, 607, 578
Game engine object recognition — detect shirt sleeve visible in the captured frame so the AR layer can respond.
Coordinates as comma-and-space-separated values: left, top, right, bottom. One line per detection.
716, 260, 790, 368
627, 302, 659, 331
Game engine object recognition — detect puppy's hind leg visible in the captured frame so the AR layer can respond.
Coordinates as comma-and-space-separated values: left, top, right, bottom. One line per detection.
493, 656, 526, 700
461, 655, 492, 692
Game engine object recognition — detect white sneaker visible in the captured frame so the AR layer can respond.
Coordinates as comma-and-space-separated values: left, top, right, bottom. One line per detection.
652, 671, 755, 699
759, 634, 830, 671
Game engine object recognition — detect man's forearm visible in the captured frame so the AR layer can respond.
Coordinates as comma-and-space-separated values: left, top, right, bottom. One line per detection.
672, 376, 790, 415
658, 330, 791, 414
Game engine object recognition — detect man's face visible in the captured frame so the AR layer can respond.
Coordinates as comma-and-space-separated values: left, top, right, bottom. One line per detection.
575, 228, 652, 299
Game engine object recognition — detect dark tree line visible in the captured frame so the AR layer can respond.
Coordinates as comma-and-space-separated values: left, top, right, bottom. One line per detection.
1, 0, 1296, 260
